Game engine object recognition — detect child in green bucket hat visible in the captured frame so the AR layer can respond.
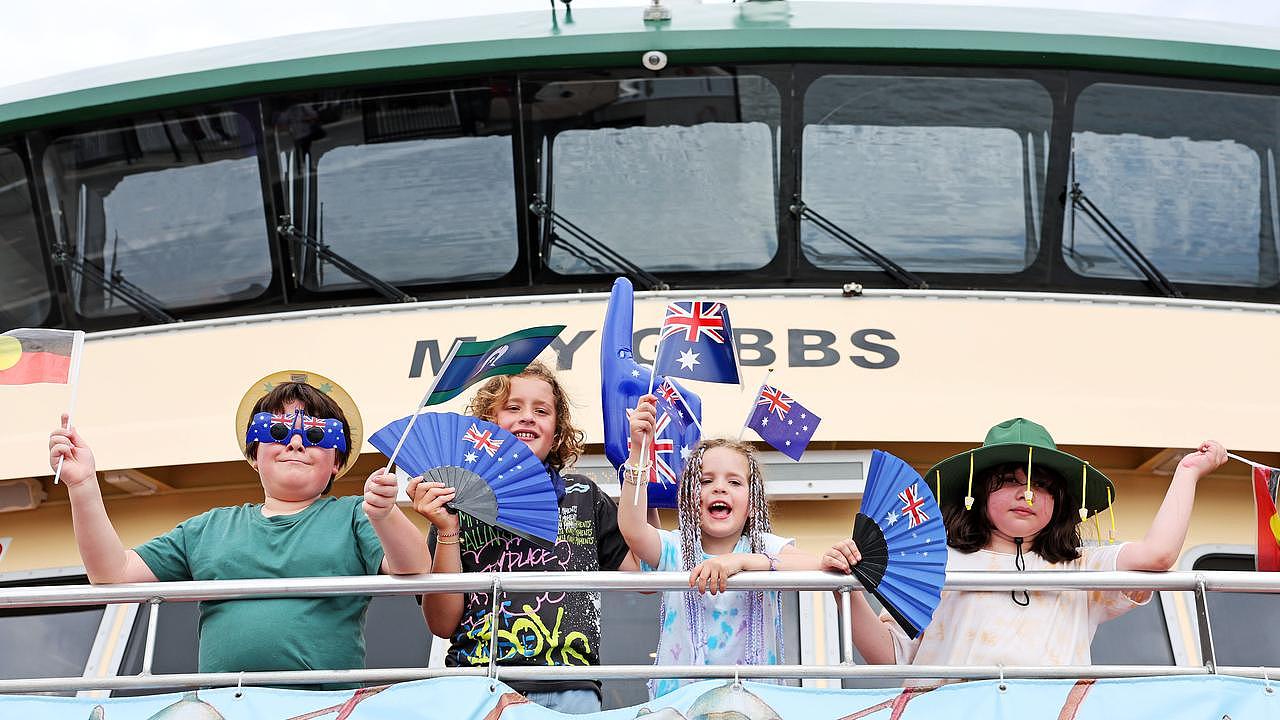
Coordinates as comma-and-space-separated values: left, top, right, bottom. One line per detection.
823, 417, 1225, 682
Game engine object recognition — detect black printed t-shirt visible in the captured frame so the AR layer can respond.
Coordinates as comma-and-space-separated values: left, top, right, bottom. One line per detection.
431, 472, 629, 697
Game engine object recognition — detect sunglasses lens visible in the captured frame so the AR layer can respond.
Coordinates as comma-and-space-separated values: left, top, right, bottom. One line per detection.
305, 427, 326, 445
269, 423, 290, 441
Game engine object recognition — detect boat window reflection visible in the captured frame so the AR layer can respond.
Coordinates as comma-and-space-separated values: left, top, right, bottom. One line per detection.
530, 73, 781, 276
1192, 553, 1280, 666
42, 109, 271, 320
0, 146, 51, 328
275, 84, 519, 291
1066, 83, 1280, 289
802, 75, 1052, 275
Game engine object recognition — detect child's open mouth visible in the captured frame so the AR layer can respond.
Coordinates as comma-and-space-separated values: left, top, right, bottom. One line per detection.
707, 501, 733, 520
513, 431, 538, 441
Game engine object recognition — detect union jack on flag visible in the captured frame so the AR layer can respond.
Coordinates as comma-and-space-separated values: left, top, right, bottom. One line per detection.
898, 483, 929, 528
628, 412, 679, 486
653, 300, 740, 384
463, 423, 501, 457
755, 385, 794, 421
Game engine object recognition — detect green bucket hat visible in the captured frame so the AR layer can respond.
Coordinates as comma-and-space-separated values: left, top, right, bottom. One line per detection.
924, 418, 1115, 521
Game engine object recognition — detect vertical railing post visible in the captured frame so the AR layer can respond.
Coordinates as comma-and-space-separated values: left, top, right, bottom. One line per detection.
837, 588, 855, 664
1193, 577, 1217, 673
487, 578, 502, 682
139, 598, 162, 676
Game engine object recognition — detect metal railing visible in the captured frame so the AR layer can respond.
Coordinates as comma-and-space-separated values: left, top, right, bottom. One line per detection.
1, 570, 1277, 694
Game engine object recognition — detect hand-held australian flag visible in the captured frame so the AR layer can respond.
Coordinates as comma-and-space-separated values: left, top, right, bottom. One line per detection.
746, 384, 821, 461
652, 301, 739, 385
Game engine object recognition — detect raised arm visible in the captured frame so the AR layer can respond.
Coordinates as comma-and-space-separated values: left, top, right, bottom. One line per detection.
49, 417, 157, 584
407, 478, 466, 638
1118, 440, 1226, 571
823, 539, 897, 664
363, 468, 431, 575
618, 395, 663, 568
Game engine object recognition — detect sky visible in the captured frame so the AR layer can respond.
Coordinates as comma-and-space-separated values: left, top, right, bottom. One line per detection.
2, 0, 1279, 89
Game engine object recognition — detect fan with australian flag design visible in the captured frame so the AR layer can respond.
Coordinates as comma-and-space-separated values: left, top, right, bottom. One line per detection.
369, 412, 560, 547
850, 450, 947, 638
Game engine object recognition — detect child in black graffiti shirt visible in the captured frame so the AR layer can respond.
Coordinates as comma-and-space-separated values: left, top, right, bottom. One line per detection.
409, 361, 633, 714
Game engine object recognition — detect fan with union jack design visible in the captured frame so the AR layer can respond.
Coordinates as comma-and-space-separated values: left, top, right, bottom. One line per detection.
368, 412, 559, 546
849, 450, 948, 638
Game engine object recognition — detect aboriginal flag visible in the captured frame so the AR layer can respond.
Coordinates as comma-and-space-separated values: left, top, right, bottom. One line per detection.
1253, 465, 1280, 572
0, 329, 83, 385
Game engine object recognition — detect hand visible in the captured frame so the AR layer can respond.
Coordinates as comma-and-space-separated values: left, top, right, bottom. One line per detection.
626, 395, 658, 467
823, 539, 862, 574
1177, 440, 1227, 478
406, 478, 460, 535
362, 467, 399, 521
48, 414, 96, 488
689, 555, 745, 595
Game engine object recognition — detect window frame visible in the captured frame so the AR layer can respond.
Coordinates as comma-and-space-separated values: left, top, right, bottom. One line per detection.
0, 139, 59, 328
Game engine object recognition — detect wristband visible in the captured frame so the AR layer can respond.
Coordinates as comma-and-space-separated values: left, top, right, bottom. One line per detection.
763, 552, 779, 571
435, 537, 460, 546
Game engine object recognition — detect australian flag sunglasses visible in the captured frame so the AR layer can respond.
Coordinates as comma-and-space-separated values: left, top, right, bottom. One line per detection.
246, 410, 347, 452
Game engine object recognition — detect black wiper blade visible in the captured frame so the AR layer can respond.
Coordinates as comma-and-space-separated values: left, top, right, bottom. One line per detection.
791, 201, 927, 290
53, 246, 177, 324
277, 217, 417, 304
1068, 183, 1182, 299
530, 200, 669, 291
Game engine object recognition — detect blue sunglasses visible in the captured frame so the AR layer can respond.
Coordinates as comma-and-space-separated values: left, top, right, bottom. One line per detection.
246, 410, 347, 452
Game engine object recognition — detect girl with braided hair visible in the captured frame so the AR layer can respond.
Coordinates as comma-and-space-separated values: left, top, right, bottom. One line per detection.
619, 395, 822, 699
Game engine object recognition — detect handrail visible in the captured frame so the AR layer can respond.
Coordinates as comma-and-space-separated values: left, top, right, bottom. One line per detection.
2, 569, 1276, 609
1, 569, 1276, 695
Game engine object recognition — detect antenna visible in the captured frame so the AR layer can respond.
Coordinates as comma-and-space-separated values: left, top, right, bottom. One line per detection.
644, 0, 671, 22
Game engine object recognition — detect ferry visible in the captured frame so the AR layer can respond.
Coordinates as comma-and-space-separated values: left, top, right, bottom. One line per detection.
0, 1, 1277, 715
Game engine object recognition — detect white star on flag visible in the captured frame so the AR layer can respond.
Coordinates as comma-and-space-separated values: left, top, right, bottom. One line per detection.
631, 369, 640, 378
677, 349, 700, 370
800, 413, 807, 419
787, 419, 793, 426
680, 446, 691, 460
464, 452, 478, 463
761, 417, 769, 426
886, 510, 899, 525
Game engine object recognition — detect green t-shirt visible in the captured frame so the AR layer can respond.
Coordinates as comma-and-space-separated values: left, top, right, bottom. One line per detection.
134, 495, 385, 677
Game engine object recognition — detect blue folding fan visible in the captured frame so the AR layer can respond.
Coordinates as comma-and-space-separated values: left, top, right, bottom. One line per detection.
850, 450, 947, 638
369, 412, 560, 547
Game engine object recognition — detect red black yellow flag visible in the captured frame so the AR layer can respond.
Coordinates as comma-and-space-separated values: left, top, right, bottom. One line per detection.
0, 328, 82, 385
1253, 464, 1280, 572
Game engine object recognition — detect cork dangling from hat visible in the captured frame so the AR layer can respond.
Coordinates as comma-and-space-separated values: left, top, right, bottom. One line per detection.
235, 370, 363, 480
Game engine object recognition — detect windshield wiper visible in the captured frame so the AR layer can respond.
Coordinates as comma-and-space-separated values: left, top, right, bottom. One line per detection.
1067, 182, 1182, 299
530, 200, 669, 291
790, 200, 927, 290
277, 217, 417, 303
52, 245, 177, 324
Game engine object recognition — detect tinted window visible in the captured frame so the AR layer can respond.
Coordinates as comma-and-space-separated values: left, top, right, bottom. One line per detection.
0, 574, 103, 696
530, 73, 781, 275
802, 76, 1052, 274
276, 84, 518, 290
43, 109, 271, 318
0, 147, 51, 327
1192, 553, 1280, 666
1067, 84, 1280, 288
1090, 592, 1173, 665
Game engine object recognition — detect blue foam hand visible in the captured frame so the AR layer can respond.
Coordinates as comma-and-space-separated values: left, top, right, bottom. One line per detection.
601, 277, 702, 508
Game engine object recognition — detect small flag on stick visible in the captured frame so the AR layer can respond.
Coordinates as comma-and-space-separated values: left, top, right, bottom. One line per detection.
1253, 464, 1280, 572
745, 384, 821, 461
653, 301, 739, 385
0, 329, 83, 386
424, 325, 565, 407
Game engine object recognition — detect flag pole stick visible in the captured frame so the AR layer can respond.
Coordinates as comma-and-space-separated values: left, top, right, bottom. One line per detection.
382, 340, 463, 474
1228, 452, 1279, 472
737, 368, 773, 442
634, 361, 661, 506
53, 331, 86, 485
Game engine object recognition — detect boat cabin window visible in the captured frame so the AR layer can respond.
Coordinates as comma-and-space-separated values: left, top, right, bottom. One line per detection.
0, 572, 104, 696
41, 109, 272, 320
1191, 552, 1280, 666
273, 82, 519, 291
528, 72, 781, 276
801, 75, 1052, 275
1066, 83, 1280, 290
0, 146, 51, 328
